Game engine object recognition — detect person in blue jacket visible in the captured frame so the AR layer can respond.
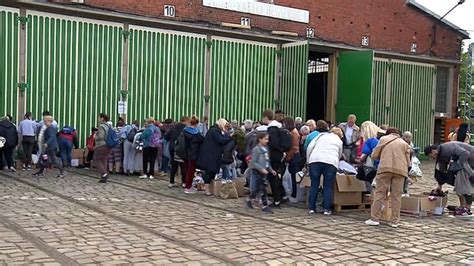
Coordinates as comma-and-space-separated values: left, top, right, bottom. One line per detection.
33, 116, 66, 178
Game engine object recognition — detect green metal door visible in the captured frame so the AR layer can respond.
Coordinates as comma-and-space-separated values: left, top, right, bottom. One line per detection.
0, 7, 19, 122
370, 58, 390, 126
26, 11, 123, 146
336, 50, 374, 123
280, 41, 308, 119
210, 38, 276, 124
371, 58, 435, 148
388, 60, 435, 148
128, 26, 206, 123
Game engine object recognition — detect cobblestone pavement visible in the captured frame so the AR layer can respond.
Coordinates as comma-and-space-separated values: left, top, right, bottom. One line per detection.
0, 161, 473, 265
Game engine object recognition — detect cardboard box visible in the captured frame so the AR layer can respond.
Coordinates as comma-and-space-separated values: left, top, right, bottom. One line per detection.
72, 149, 85, 164
298, 174, 367, 207
401, 194, 448, 216
333, 174, 367, 206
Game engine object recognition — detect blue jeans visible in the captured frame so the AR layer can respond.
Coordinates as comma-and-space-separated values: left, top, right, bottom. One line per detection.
308, 162, 337, 211
59, 138, 73, 167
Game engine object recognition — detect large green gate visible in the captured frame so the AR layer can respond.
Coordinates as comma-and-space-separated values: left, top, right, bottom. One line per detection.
337, 52, 436, 148
280, 41, 308, 119
0, 7, 19, 121
25, 11, 123, 145
210, 38, 276, 124
128, 26, 206, 123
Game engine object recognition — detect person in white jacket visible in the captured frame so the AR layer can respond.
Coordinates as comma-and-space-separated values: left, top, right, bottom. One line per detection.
306, 120, 343, 215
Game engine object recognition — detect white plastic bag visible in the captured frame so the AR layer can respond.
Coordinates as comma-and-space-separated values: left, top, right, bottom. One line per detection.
409, 156, 423, 177
282, 166, 292, 197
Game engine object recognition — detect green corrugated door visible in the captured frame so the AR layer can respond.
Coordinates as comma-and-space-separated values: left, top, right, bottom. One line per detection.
210, 38, 276, 124
372, 58, 435, 148
408, 62, 435, 149
0, 7, 19, 122
26, 11, 122, 146
370, 58, 389, 126
128, 27, 206, 123
336, 50, 374, 123
280, 41, 308, 119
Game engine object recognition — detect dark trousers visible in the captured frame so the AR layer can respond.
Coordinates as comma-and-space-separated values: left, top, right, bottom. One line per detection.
85, 150, 94, 167
38, 149, 64, 174
143, 147, 158, 177
93, 145, 111, 176
203, 171, 216, 184
170, 157, 186, 184
289, 153, 302, 198
0, 147, 15, 169
249, 171, 268, 206
184, 160, 197, 189
268, 162, 284, 205
22, 136, 35, 166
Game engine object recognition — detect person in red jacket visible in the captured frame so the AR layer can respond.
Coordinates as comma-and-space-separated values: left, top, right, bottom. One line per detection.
85, 127, 98, 169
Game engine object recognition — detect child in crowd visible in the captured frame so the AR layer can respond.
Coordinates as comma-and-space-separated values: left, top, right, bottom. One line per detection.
246, 132, 276, 213
84, 127, 98, 169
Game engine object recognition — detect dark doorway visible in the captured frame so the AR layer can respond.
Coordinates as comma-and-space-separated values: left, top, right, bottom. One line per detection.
306, 51, 331, 121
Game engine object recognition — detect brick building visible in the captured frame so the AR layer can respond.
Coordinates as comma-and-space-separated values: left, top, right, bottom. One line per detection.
0, 0, 469, 147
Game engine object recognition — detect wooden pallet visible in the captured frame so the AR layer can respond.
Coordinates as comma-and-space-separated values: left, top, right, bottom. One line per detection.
334, 203, 367, 212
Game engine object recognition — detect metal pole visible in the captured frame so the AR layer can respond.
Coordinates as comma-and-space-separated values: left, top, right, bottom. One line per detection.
17, 8, 27, 123
121, 23, 129, 122
204, 35, 212, 120
274, 44, 282, 110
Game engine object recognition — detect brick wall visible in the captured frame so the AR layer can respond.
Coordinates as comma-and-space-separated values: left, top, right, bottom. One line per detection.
52, 0, 465, 60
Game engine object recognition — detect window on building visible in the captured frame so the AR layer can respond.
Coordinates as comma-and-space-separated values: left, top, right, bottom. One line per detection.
435, 66, 450, 114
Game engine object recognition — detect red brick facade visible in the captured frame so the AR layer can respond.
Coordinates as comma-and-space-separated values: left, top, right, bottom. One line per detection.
57, 0, 465, 60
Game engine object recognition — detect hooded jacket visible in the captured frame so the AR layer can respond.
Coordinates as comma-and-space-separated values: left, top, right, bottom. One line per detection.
267, 120, 284, 166
0, 119, 18, 148
183, 126, 204, 160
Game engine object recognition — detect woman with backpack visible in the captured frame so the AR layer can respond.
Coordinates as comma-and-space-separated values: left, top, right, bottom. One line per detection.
58, 125, 79, 167
197, 118, 231, 196
178, 116, 204, 194
139, 117, 161, 179
94, 113, 113, 183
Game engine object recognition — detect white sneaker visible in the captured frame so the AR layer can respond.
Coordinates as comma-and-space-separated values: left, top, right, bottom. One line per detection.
365, 219, 380, 226
10, 167, 16, 172
182, 183, 186, 188
308, 210, 315, 215
323, 210, 332, 216
139, 175, 148, 179
389, 223, 399, 228
168, 183, 177, 188
149, 176, 155, 180
289, 197, 298, 204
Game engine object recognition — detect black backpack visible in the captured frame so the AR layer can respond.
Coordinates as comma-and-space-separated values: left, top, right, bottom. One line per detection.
174, 133, 187, 160
127, 127, 137, 143
279, 128, 292, 152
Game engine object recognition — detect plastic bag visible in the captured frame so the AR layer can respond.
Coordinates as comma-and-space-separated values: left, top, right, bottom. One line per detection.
220, 181, 239, 199
409, 156, 423, 177
282, 167, 292, 197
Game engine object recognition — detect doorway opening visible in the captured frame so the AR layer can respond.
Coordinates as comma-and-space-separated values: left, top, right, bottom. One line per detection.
306, 51, 332, 121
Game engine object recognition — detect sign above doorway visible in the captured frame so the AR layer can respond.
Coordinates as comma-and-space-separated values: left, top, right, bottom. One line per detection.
202, 0, 309, 23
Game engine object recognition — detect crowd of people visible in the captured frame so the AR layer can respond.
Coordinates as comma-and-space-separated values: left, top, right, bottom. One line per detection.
0, 109, 473, 224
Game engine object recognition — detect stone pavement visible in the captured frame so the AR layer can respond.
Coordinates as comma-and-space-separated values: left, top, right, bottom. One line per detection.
0, 161, 472, 265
